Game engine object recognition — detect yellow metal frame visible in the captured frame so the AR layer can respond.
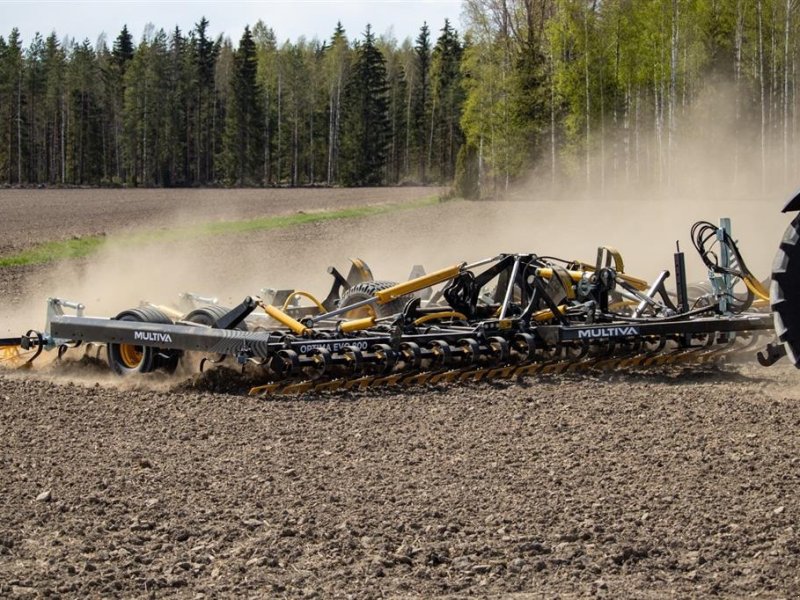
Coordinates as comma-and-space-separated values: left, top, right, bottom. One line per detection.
282, 290, 326, 313
340, 316, 376, 333
375, 264, 462, 305
263, 304, 310, 335
413, 311, 467, 325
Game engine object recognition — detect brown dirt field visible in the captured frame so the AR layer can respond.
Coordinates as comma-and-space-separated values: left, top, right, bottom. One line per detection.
0, 187, 445, 256
1, 190, 799, 598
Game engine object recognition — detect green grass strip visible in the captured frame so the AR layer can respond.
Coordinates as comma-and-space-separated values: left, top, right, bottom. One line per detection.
0, 195, 441, 268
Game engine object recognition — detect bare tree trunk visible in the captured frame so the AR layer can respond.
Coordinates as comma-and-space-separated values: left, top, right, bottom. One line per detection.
17, 78, 23, 184
61, 94, 66, 183
292, 110, 298, 186
326, 79, 335, 183
600, 67, 605, 194
784, 0, 794, 181
428, 94, 436, 179
734, 0, 744, 187
584, 12, 591, 189
327, 73, 342, 183
264, 87, 271, 183
143, 84, 148, 185
758, 0, 767, 192
277, 71, 282, 183
669, 0, 679, 188
309, 108, 314, 185
550, 51, 556, 189
634, 87, 640, 182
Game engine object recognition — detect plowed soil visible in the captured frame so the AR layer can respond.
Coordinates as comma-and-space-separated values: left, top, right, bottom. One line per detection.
1, 189, 799, 598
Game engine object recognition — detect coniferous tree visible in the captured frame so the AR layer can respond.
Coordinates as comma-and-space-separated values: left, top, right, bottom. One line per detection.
41, 33, 66, 183
339, 25, 389, 185
412, 22, 431, 182
430, 19, 464, 182
25, 33, 47, 183
220, 26, 263, 184
67, 39, 103, 184
112, 25, 134, 67
1, 29, 25, 184
165, 27, 191, 185
193, 17, 219, 183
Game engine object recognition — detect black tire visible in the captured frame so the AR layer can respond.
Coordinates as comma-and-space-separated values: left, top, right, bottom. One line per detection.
772, 214, 800, 366
339, 280, 408, 319
183, 305, 248, 330
106, 307, 180, 376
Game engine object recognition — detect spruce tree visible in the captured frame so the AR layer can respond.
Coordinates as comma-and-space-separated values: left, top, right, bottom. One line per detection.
221, 26, 263, 184
430, 19, 464, 182
193, 17, 219, 183
1, 29, 25, 184
339, 25, 389, 185
112, 25, 134, 70
42, 33, 66, 183
412, 22, 431, 182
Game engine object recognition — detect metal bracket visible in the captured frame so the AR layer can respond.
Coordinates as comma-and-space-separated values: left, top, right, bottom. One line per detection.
757, 342, 786, 367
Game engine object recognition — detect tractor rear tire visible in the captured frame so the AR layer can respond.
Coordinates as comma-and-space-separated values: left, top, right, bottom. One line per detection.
771, 214, 800, 366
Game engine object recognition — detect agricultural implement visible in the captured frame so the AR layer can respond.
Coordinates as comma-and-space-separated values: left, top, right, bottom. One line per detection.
2, 193, 800, 395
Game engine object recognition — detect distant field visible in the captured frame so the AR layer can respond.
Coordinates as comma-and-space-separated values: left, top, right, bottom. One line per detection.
0, 187, 446, 256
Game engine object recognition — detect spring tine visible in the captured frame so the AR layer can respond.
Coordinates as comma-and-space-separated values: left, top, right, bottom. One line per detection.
487, 366, 517, 379
368, 373, 401, 386
428, 370, 461, 384
341, 376, 377, 390
313, 379, 346, 392
513, 363, 543, 377
248, 383, 283, 396
279, 381, 315, 395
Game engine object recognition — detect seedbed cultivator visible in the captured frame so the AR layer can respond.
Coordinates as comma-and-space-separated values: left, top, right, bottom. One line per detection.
3, 195, 800, 395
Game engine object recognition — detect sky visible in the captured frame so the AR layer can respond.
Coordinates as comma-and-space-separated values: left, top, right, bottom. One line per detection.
3, 0, 464, 47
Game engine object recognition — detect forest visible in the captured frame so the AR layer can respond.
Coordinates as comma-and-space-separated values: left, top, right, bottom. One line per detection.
0, 0, 799, 198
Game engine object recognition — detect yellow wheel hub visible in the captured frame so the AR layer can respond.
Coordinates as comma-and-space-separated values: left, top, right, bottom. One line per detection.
0, 346, 24, 368
119, 344, 144, 368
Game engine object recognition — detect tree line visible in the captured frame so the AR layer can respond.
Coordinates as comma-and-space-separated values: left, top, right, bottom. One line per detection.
0, 19, 464, 188
2, 1, 800, 197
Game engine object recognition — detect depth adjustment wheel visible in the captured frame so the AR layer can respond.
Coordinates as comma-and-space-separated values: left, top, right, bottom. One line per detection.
106, 307, 180, 375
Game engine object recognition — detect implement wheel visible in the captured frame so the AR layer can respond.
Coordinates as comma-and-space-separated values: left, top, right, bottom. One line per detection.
107, 307, 180, 376
339, 280, 408, 319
